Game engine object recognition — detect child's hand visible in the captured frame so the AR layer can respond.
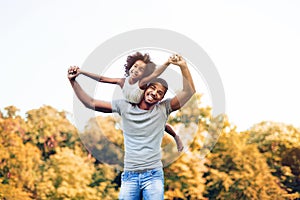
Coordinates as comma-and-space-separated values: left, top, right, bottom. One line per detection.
170, 54, 179, 62
168, 54, 176, 64
67, 66, 80, 80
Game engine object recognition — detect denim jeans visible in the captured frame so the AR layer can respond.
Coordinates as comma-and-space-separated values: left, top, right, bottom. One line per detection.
118, 168, 164, 200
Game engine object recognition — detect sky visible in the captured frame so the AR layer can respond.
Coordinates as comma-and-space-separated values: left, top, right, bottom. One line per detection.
1, 0, 300, 131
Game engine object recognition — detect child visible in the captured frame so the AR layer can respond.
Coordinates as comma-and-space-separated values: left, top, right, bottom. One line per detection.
72, 52, 184, 152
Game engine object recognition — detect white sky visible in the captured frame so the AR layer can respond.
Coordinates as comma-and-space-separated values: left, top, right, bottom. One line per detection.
1, 0, 300, 131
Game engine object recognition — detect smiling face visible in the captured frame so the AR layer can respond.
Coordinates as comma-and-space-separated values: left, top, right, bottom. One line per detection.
129, 60, 147, 81
144, 82, 167, 105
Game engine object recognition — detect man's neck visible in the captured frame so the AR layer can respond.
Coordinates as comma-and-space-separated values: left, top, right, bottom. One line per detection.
138, 100, 155, 110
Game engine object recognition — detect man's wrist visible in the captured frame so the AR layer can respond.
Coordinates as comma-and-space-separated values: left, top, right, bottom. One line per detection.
179, 63, 188, 69
69, 76, 76, 82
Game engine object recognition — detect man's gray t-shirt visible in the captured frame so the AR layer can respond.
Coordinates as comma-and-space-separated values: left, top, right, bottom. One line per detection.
112, 98, 172, 171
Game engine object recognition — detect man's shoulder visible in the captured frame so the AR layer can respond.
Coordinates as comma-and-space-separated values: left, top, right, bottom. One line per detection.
113, 99, 132, 106
112, 99, 133, 113
156, 98, 172, 114
158, 98, 171, 106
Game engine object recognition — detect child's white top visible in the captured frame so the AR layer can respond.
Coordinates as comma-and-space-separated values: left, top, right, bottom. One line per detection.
122, 77, 144, 104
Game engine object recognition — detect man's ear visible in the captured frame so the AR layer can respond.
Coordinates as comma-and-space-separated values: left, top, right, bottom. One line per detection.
161, 91, 166, 99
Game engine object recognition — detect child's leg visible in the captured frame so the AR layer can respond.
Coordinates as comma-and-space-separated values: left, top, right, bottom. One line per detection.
165, 123, 184, 152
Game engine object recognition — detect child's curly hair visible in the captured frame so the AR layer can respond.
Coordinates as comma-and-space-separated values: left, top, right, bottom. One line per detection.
124, 52, 156, 78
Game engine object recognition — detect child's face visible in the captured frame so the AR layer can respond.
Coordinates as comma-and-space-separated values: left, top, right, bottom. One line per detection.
129, 60, 146, 80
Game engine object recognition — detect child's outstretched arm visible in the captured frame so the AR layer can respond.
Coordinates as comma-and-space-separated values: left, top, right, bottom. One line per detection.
138, 58, 171, 88
78, 68, 125, 88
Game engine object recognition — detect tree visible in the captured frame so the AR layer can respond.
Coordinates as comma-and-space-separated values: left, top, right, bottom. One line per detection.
164, 127, 208, 200
80, 115, 124, 169
164, 94, 209, 199
37, 146, 99, 199
248, 121, 300, 196
25, 105, 79, 158
204, 118, 298, 199
0, 106, 42, 199
90, 163, 120, 200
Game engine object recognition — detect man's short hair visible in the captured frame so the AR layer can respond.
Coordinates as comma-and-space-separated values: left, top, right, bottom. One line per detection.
148, 78, 168, 91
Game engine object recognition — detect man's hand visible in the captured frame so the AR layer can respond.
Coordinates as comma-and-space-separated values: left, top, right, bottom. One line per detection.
67, 66, 80, 81
169, 54, 196, 111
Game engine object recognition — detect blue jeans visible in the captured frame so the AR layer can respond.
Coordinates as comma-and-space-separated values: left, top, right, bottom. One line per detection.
118, 168, 164, 200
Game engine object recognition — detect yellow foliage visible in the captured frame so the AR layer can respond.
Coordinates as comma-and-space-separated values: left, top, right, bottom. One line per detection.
164, 124, 208, 199
1, 102, 300, 199
26, 105, 78, 146
96, 115, 124, 148
37, 147, 100, 199
0, 112, 42, 197
0, 183, 32, 200
206, 128, 299, 199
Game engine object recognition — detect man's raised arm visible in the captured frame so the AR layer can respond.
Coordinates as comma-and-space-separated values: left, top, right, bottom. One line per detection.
170, 55, 196, 111
68, 66, 113, 113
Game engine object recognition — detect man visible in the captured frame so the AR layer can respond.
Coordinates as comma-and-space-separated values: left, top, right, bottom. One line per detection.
68, 54, 195, 200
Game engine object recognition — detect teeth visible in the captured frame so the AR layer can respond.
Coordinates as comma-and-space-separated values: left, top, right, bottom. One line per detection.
148, 95, 153, 101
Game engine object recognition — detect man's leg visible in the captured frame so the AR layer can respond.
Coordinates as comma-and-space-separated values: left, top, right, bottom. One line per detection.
119, 171, 141, 200
141, 168, 164, 200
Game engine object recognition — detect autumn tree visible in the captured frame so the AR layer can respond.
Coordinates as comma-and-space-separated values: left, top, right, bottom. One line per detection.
25, 105, 79, 158
90, 163, 120, 200
164, 127, 208, 200
204, 117, 298, 199
247, 122, 300, 196
0, 106, 42, 199
1, 105, 120, 199
2, 98, 300, 199
36, 146, 99, 199
164, 94, 209, 199
80, 115, 124, 169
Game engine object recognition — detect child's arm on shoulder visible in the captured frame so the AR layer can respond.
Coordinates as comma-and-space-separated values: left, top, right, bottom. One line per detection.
78, 68, 125, 88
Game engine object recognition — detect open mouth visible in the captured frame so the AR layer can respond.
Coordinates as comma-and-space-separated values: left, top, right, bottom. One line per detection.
146, 93, 156, 102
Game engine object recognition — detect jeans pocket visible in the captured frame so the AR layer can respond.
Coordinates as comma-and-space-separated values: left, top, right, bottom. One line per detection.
150, 168, 164, 180
121, 171, 128, 182
121, 171, 134, 182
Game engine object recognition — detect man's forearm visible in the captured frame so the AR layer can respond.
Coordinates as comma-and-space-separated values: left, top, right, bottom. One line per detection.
70, 79, 113, 113
169, 57, 196, 111
70, 80, 95, 110
180, 64, 196, 96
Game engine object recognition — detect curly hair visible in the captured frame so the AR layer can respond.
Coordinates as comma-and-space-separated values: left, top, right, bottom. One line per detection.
124, 52, 156, 78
